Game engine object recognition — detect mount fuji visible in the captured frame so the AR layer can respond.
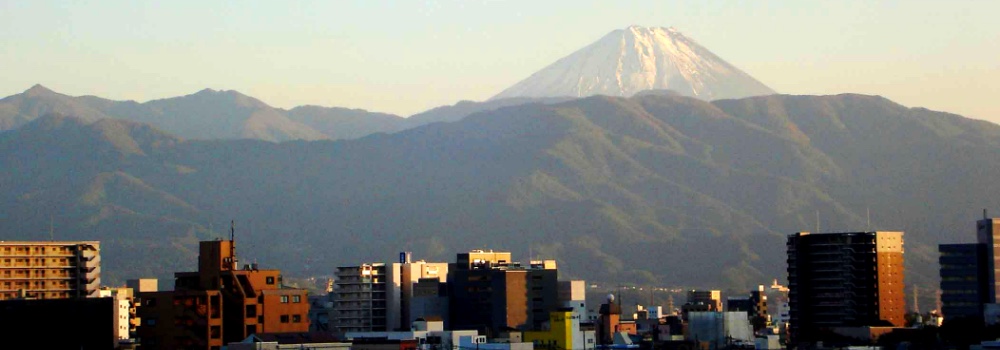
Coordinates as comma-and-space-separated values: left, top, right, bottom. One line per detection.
493, 26, 776, 101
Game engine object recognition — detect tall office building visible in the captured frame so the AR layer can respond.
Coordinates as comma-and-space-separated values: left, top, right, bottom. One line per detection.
137, 237, 310, 350
0, 241, 100, 300
937, 216, 1000, 323
334, 263, 389, 332
939, 244, 989, 321
786, 231, 905, 344
448, 250, 559, 337
977, 218, 1000, 303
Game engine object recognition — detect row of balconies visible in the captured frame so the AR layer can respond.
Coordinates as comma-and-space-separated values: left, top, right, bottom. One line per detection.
0, 249, 77, 257
0, 285, 74, 291
333, 305, 387, 311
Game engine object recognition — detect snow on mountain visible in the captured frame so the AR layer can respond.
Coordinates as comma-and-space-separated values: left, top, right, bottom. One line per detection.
492, 26, 776, 101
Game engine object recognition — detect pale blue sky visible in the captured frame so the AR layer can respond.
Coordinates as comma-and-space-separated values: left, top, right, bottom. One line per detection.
1, 1, 997, 122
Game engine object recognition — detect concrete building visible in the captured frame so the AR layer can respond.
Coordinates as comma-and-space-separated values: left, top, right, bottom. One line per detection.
448, 250, 559, 338
127, 278, 158, 293
765, 280, 789, 335
937, 216, 1000, 325
334, 263, 389, 332
0, 241, 100, 300
391, 253, 449, 330
409, 277, 449, 329
939, 243, 990, 322
686, 290, 721, 311
344, 318, 532, 350
558, 280, 587, 322
126, 278, 157, 344
786, 231, 905, 345
228, 333, 350, 350
137, 236, 310, 350
99, 286, 137, 347
686, 312, 754, 350
978, 217, 1000, 303
596, 294, 622, 345
725, 285, 768, 332
524, 308, 596, 350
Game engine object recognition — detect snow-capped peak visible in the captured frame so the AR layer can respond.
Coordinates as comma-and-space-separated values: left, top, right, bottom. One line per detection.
491, 26, 775, 101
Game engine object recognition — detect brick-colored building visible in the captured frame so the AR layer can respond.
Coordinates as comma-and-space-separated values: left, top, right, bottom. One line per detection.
787, 231, 905, 345
448, 250, 559, 337
137, 237, 309, 350
0, 241, 100, 300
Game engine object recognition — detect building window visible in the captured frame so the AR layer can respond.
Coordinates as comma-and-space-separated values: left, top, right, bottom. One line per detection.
266, 277, 275, 285
246, 305, 257, 318
292, 314, 302, 323
293, 295, 301, 303
210, 326, 221, 339
280, 315, 289, 323
281, 295, 289, 303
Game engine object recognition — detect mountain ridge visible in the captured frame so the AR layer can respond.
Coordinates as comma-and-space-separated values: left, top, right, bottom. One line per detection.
2, 93, 995, 310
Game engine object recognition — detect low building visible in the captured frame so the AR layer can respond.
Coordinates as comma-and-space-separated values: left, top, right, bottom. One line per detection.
228, 332, 350, 350
686, 290, 722, 311
344, 318, 531, 350
686, 312, 754, 350
524, 308, 596, 350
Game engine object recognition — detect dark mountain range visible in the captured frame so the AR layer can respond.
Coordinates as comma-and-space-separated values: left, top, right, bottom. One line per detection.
286, 105, 407, 140
405, 97, 573, 126
0, 85, 589, 142
2, 93, 998, 308
0, 86, 411, 142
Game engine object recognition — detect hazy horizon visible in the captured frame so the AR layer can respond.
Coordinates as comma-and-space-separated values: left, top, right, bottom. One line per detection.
2, 1, 997, 122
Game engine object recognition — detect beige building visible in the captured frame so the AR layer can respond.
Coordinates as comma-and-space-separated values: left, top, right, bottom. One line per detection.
0, 241, 101, 300
391, 253, 449, 330
99, 286, 136, 347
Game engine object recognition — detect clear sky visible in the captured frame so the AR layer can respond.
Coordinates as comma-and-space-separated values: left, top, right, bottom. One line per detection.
1, 1, 997, 122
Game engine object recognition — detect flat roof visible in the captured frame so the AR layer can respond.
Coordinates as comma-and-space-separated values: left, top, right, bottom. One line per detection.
0, 241, 100, 245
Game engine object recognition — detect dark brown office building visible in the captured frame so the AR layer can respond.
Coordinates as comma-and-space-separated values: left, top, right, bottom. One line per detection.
977, 218, 1000, 303
137, 238, 309, 350
448, 250, 559, 337
787, 231, 905, 344
938, 217, 1000, 323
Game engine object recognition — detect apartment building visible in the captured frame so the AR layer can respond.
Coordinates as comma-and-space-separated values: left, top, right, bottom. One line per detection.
0, 241, 100, 300
137, 238, 309, 350
334, 263, 389, 332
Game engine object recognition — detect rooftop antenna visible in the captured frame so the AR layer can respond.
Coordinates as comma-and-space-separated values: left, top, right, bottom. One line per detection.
985, 209, 989, 219
230, 220, 238, 269
913, 285, 919, 313
49, 216, 54, 241
867, 207, 871, 231
815, 210, 820, 232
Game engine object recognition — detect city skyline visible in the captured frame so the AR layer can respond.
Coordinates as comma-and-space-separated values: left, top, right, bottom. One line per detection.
1, 1, 997, 122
